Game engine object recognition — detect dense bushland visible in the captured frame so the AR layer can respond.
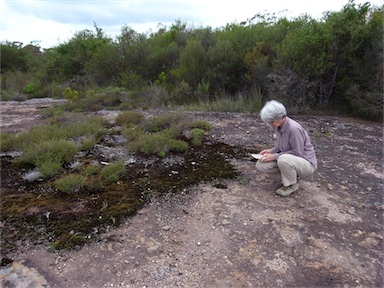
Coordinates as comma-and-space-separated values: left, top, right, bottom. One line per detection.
1, 1, 382, 120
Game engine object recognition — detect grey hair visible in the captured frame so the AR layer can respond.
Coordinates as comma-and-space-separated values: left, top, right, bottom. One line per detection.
259, 100, 287, 122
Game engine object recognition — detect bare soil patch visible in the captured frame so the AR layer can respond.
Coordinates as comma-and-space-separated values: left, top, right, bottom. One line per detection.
0, 99, 383, 287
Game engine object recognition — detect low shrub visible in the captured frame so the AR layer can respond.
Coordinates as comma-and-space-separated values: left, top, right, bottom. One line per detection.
191, 128, 205, 146
115, 111, 144, 126
23, 83, 37, 96
39, 160, 63, 178
121, 126, 144, 142
140, 112, 191, 133
54, 174, 86, 193
80, 136, 97, 151
129, 132, 188, 155
191, 120, 212, 131
17, 139, 77, 168
82, 165, 100, 176
101, 161, 126, 184
0, 132, 15, 151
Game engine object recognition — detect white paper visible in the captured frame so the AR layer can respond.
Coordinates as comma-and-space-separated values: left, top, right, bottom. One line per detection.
250, 153, 263, 160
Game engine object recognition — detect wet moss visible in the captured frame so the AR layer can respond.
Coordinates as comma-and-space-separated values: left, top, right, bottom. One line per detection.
0, 142, 240, 252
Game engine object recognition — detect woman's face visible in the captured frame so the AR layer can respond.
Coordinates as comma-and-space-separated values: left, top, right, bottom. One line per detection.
269, 117, 285, 128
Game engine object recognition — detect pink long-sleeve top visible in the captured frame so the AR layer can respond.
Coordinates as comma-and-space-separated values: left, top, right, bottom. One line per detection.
270, 117, 318, 168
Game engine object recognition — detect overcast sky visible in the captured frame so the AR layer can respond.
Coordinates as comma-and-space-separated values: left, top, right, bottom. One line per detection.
1, 0, 382, 49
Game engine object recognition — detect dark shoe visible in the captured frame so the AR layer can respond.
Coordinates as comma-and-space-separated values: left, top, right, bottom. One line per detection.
276, 183, 299, 197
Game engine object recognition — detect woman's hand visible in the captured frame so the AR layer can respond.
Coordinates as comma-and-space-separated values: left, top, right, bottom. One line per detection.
259, 149, 272, 155
260, 153, 277, 162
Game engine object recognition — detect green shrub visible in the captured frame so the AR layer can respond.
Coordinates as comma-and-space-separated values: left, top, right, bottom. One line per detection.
168, 138, 189, 153
23, 82, 37, 96
63, 87, 79, 104
82, 165, 100, 176
121, 126, 144, 142
54, 174, 86, 193
39, 160, 63, 178
191, 128, 205, 146
140, 112, 190, 132
129, 132, 188, 155
191, 120, 212, 131
80, 136, 97, 151
48, 113, 108, 138
17, 139, 78, 175
0, 132, 16, 151
115, 111, 144, 126
71, 87, 126, 111
101, 161, 126, 184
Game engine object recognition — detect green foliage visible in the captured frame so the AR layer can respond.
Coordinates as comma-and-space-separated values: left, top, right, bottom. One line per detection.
54, 174, 86, 193
55, 24, 112, 80
5, 113, 107, 177
17, 139, 78, 176
82, 164, 100, 176
275, 17, 332, 78
80, 136, 98, 151
191, 128, 205, 146
0, 42, 30, 72
129, 132, 188, 155
172, 39, 206, 89
170, 81, 192, 104
205, 38, 243, 94
63, 87, 79, 103
2, 71, 30, 96
115, 111, 144, 126
121, 126, 145, 142
192, 93, 263, 113
23, 82, 37, 95
101, 161, 126, 183
2, 2, 382, 119
63, 87, 129, 111
345, 83, 383, 120
0, 132, 15, 151
39, 160, 63, 178
155, 71, 167, 86
140, 112, 190, 133
190, 120, 212, 131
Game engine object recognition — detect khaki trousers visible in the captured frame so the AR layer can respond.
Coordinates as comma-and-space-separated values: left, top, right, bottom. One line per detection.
256, 154, 315, 186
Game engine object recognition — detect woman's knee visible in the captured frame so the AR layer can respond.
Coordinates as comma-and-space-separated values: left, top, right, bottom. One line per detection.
277, 154, 292, 168
255, 160, 265, 172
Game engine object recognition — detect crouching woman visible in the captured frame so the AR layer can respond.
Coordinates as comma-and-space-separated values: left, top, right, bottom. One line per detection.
256, 100, 317, 197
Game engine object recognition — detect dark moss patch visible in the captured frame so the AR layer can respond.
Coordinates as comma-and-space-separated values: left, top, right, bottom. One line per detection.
0, 142, 240, 252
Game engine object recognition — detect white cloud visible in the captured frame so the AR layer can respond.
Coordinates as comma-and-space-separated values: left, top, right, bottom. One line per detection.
0, 0, 382, 49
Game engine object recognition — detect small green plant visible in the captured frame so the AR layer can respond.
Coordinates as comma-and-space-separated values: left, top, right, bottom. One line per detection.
158, 150, 166, 158
39, 160, 63, 178
101, 161, 126, 184
80, 136, 97, 151
121, 126, 144, 142
129, 132, 188, 156
23, 83, 37, 96
191, 120, 212, 131
63, 87, 79, 104
140, 112, 189, 132
0, 132, 16, 151
82, 164, 100, 176
191, 128, 205, 146
54, 174, 86, 193
115, 111, 145, 126
17, 139, 78, 177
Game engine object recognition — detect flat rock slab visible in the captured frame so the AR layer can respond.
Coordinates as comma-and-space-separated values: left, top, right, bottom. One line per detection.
1, 100, 383, 287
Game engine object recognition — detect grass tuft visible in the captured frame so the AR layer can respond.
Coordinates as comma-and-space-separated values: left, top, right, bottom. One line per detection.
54, 174, 86, 193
